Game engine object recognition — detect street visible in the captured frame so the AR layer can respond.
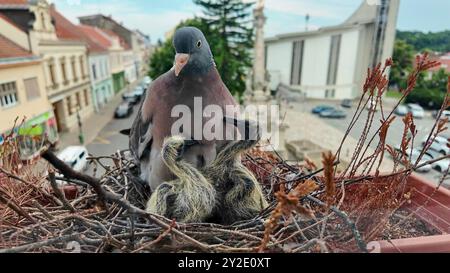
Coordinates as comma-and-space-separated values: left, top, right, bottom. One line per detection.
295, 99, 449, 185
86, 104, 138, 157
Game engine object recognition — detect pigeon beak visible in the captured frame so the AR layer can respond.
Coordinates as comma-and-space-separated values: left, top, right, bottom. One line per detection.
174, 53, 190, 77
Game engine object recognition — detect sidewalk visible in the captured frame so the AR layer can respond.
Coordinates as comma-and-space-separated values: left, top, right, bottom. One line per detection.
57, 79, 141, 149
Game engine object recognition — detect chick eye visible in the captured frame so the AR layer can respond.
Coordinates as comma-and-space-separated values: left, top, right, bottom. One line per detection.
196, 40, 202, 48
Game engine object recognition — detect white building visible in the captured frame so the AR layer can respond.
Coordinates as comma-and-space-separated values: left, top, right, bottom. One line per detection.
265, 0, 400, 100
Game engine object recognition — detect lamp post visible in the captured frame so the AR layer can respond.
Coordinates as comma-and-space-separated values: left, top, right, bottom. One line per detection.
77, 106, 84, 145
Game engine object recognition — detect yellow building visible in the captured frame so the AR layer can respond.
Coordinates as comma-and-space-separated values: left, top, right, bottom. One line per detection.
0, 0, 94, 133
0, 33, 58, 159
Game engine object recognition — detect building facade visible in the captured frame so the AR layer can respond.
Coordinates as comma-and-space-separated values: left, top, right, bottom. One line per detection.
265, 0, 400, 100
78, 25, 114, 112
0, 33, 58, 159
79, 14, 147, 81
0, 0, 94, 133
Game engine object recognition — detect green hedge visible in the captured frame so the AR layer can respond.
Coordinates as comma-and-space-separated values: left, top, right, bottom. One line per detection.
405, 88, 445, 110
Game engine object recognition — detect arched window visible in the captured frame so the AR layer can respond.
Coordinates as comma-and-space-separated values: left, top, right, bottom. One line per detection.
41, 12, 46, 30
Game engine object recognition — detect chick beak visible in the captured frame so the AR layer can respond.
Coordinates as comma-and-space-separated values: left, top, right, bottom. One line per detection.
174, 53, 190, 77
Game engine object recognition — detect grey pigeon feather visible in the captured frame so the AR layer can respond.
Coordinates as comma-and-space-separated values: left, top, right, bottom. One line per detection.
129, 27, 239, 190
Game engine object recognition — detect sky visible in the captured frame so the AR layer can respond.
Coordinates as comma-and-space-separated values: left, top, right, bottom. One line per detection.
51, 0, 450, 43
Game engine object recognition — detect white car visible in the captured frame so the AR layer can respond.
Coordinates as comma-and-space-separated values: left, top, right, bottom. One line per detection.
422, 136, 450, 155
422, 149, 450, 173
394, 146, 432, 173
57, 146, 89, 173
143, 76, 152, 85
395, 105, 408, 116
407, 104, 425, 119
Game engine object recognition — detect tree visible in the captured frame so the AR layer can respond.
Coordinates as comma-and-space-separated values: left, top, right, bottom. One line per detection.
396, 30, 450, 53
390, 39, 415, 89
406, 69, 449, 110
194, 0, 254, 97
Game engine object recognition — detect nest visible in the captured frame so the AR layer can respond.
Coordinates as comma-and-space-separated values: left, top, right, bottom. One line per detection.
0, 54, 448, 253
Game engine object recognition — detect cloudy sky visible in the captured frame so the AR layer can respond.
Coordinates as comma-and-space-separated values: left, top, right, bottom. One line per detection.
51, 0, 450, 43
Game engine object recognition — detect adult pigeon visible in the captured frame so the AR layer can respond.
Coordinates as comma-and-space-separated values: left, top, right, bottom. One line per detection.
129, 27, 239, 191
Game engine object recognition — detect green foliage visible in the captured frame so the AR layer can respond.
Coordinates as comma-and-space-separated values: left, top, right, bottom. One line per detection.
405, 69, 449, 110
397, 30, 450, 53
194, 0, 254, 96
390, 39, 415, 88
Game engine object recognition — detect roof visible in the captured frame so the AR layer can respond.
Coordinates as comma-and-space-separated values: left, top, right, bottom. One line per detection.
0, 33, 32, 59
100, 28, 130, 50
429, 53, 450, 73
0, 12, 24, 32
265, 0, 377, 43
0, 0, 28, 4
78, 24, 112, 49
0, 0, 28, 7
50, 6, 85, 42
78, 13, 132, 32
77, 25, 109, 53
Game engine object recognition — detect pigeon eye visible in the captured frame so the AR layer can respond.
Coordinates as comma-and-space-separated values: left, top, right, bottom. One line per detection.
196, 40, 202, 48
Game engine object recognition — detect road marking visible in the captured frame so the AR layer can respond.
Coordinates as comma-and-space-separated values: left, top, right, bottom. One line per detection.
93, 136, 111, 145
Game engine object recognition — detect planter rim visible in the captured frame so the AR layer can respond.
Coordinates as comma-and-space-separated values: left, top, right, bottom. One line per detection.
367, 173, 450, 253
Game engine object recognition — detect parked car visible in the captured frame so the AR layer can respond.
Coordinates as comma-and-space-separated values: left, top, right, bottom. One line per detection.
395, 105, 408, 116
407, 103, 425, 119
393, 146, 432, 173
319, 109, 347, 119
423, 149, 450, 173
114, 102, 134, 118
422, 135, 450, 155
131, 86, 145, 100
57, 146, 89, 173
122, 92, 139, 105
341, 99, 352, 108
432, 110, 450, 120
312, 105, 334, 114
143, 76, 152, 85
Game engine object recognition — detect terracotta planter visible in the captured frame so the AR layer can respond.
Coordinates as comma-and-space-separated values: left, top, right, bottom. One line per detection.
368, 174, 450, 253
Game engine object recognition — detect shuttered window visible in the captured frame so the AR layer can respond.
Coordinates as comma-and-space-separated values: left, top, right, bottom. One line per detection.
326, 34, 341, 98
290, 40, 304, 85
24, 77, 40, 101
0, 81, 19, 108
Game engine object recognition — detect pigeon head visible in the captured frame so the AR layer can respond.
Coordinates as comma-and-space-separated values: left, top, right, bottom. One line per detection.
172, 27, 214, 77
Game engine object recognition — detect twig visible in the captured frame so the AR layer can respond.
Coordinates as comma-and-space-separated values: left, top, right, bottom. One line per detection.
48, 171, 76, 213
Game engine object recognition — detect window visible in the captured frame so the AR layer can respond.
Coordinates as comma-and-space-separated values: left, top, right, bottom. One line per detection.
76, 92, 81, 109
92, 64, 97, 80
84, 89, 89, 106
24, 77, 40, 101
67, 96, 73, 115
60, 57, 68, 84
41, 12, 46, 30
71, 57, 78, 82
0, 81, 19, 108
79, 56, 86, 79
290, 40, 304, 85
48, 62, 56, 87
326, 34, 341, 98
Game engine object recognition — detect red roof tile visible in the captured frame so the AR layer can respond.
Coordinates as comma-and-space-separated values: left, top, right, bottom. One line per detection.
50, 6, 84, 42
78, 25, 112, 51
0, 0, 28, 5
100, 28, 131, 50
0, 33, 32, 59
